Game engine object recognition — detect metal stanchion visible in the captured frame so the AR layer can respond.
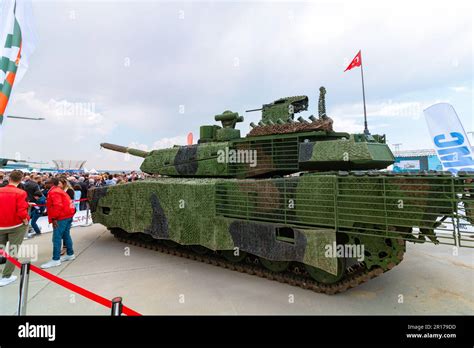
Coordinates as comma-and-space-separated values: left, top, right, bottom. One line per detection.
111, 297, 123, 316
17, 262, 31, 316
85, 201, 90, 224
82, 200, 93, 227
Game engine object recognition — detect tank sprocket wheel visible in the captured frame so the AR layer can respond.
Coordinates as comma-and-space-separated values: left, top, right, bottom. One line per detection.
347, 229, 405, 271
304, 257, 346, 284
221, 250, 248, 263
259, 258, 290, 273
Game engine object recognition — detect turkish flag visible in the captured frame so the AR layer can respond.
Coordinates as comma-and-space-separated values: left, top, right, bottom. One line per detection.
344, 50, 362, 72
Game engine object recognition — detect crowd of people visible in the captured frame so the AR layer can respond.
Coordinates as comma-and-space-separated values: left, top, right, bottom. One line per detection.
0, 169, 145, 287
0, 170, 145, 235
1, 170, 145, 194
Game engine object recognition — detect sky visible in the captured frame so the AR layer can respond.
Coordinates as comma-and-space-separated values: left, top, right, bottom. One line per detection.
1, 0, 473, 170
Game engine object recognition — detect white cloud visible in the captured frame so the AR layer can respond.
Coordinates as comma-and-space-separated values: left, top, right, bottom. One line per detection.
1, 91, 118, 168
331, 116, 363, 134
449, 86, 469, 93
9, 91, 116, 139
125, 135, 187, 152
330, 99, 449, 121
152, 136, 187, 149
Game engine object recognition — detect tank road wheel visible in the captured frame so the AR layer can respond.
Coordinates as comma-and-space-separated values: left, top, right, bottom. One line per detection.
305, 258, 346, 284
163, 240, 179, 248
221, 250, 248, 263
190, 245, 209, 255
259, 257, 290, 273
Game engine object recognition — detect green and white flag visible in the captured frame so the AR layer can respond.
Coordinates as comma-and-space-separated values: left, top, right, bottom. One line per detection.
0, 0, 36, 125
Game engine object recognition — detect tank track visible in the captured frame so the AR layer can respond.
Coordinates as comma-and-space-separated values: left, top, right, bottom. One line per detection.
113, 231, 405, 294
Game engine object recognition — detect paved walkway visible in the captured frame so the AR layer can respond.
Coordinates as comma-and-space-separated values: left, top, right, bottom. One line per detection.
1, 224, 473, 315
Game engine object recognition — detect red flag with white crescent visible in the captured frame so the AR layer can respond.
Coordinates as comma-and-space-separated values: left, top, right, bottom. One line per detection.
344, 50, 362, 72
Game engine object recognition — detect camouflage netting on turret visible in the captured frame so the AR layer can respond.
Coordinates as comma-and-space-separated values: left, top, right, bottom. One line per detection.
247, 117, 333, 137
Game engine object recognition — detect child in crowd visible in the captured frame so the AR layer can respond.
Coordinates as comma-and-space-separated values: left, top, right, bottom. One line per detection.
29, 190, 46, 236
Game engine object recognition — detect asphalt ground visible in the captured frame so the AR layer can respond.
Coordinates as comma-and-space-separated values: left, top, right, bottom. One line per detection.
1, 223, 473, 315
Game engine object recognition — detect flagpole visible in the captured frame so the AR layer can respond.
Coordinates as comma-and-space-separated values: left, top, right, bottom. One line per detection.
360, 55, 369, 135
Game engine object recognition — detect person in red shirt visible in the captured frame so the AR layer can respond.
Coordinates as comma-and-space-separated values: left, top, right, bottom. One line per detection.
41, 177, 76, 269
0, 170, 30, 287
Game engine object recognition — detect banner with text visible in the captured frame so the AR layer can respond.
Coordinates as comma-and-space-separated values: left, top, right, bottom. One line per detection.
423, 103, 474, 174
36, 210, 92, 233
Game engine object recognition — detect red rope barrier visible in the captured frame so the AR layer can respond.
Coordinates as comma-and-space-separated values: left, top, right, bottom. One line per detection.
0, 249, 141, 316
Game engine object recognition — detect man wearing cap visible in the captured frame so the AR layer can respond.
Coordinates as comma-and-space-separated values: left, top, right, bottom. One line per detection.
0, 170, 30, 287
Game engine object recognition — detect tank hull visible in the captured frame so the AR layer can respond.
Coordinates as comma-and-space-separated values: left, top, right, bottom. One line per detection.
89, 171, 473, 289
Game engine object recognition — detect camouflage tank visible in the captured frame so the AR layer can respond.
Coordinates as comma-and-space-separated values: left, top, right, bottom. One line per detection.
89, 87, 474, 294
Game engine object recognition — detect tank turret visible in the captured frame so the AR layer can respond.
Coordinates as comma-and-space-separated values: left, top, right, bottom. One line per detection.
101, 87, 394, 178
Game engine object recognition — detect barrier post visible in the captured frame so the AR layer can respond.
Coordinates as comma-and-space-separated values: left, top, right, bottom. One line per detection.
85, 201, 90, 224
111, 297, 123, 316
17, 262, 31, 316
82, 200, 93, 227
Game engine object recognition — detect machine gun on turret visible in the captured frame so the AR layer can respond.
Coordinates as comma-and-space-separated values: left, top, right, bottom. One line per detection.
246, 96, 309, 125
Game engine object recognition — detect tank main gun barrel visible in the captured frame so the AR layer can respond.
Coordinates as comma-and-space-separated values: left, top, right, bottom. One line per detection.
100, 143, 150, 158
